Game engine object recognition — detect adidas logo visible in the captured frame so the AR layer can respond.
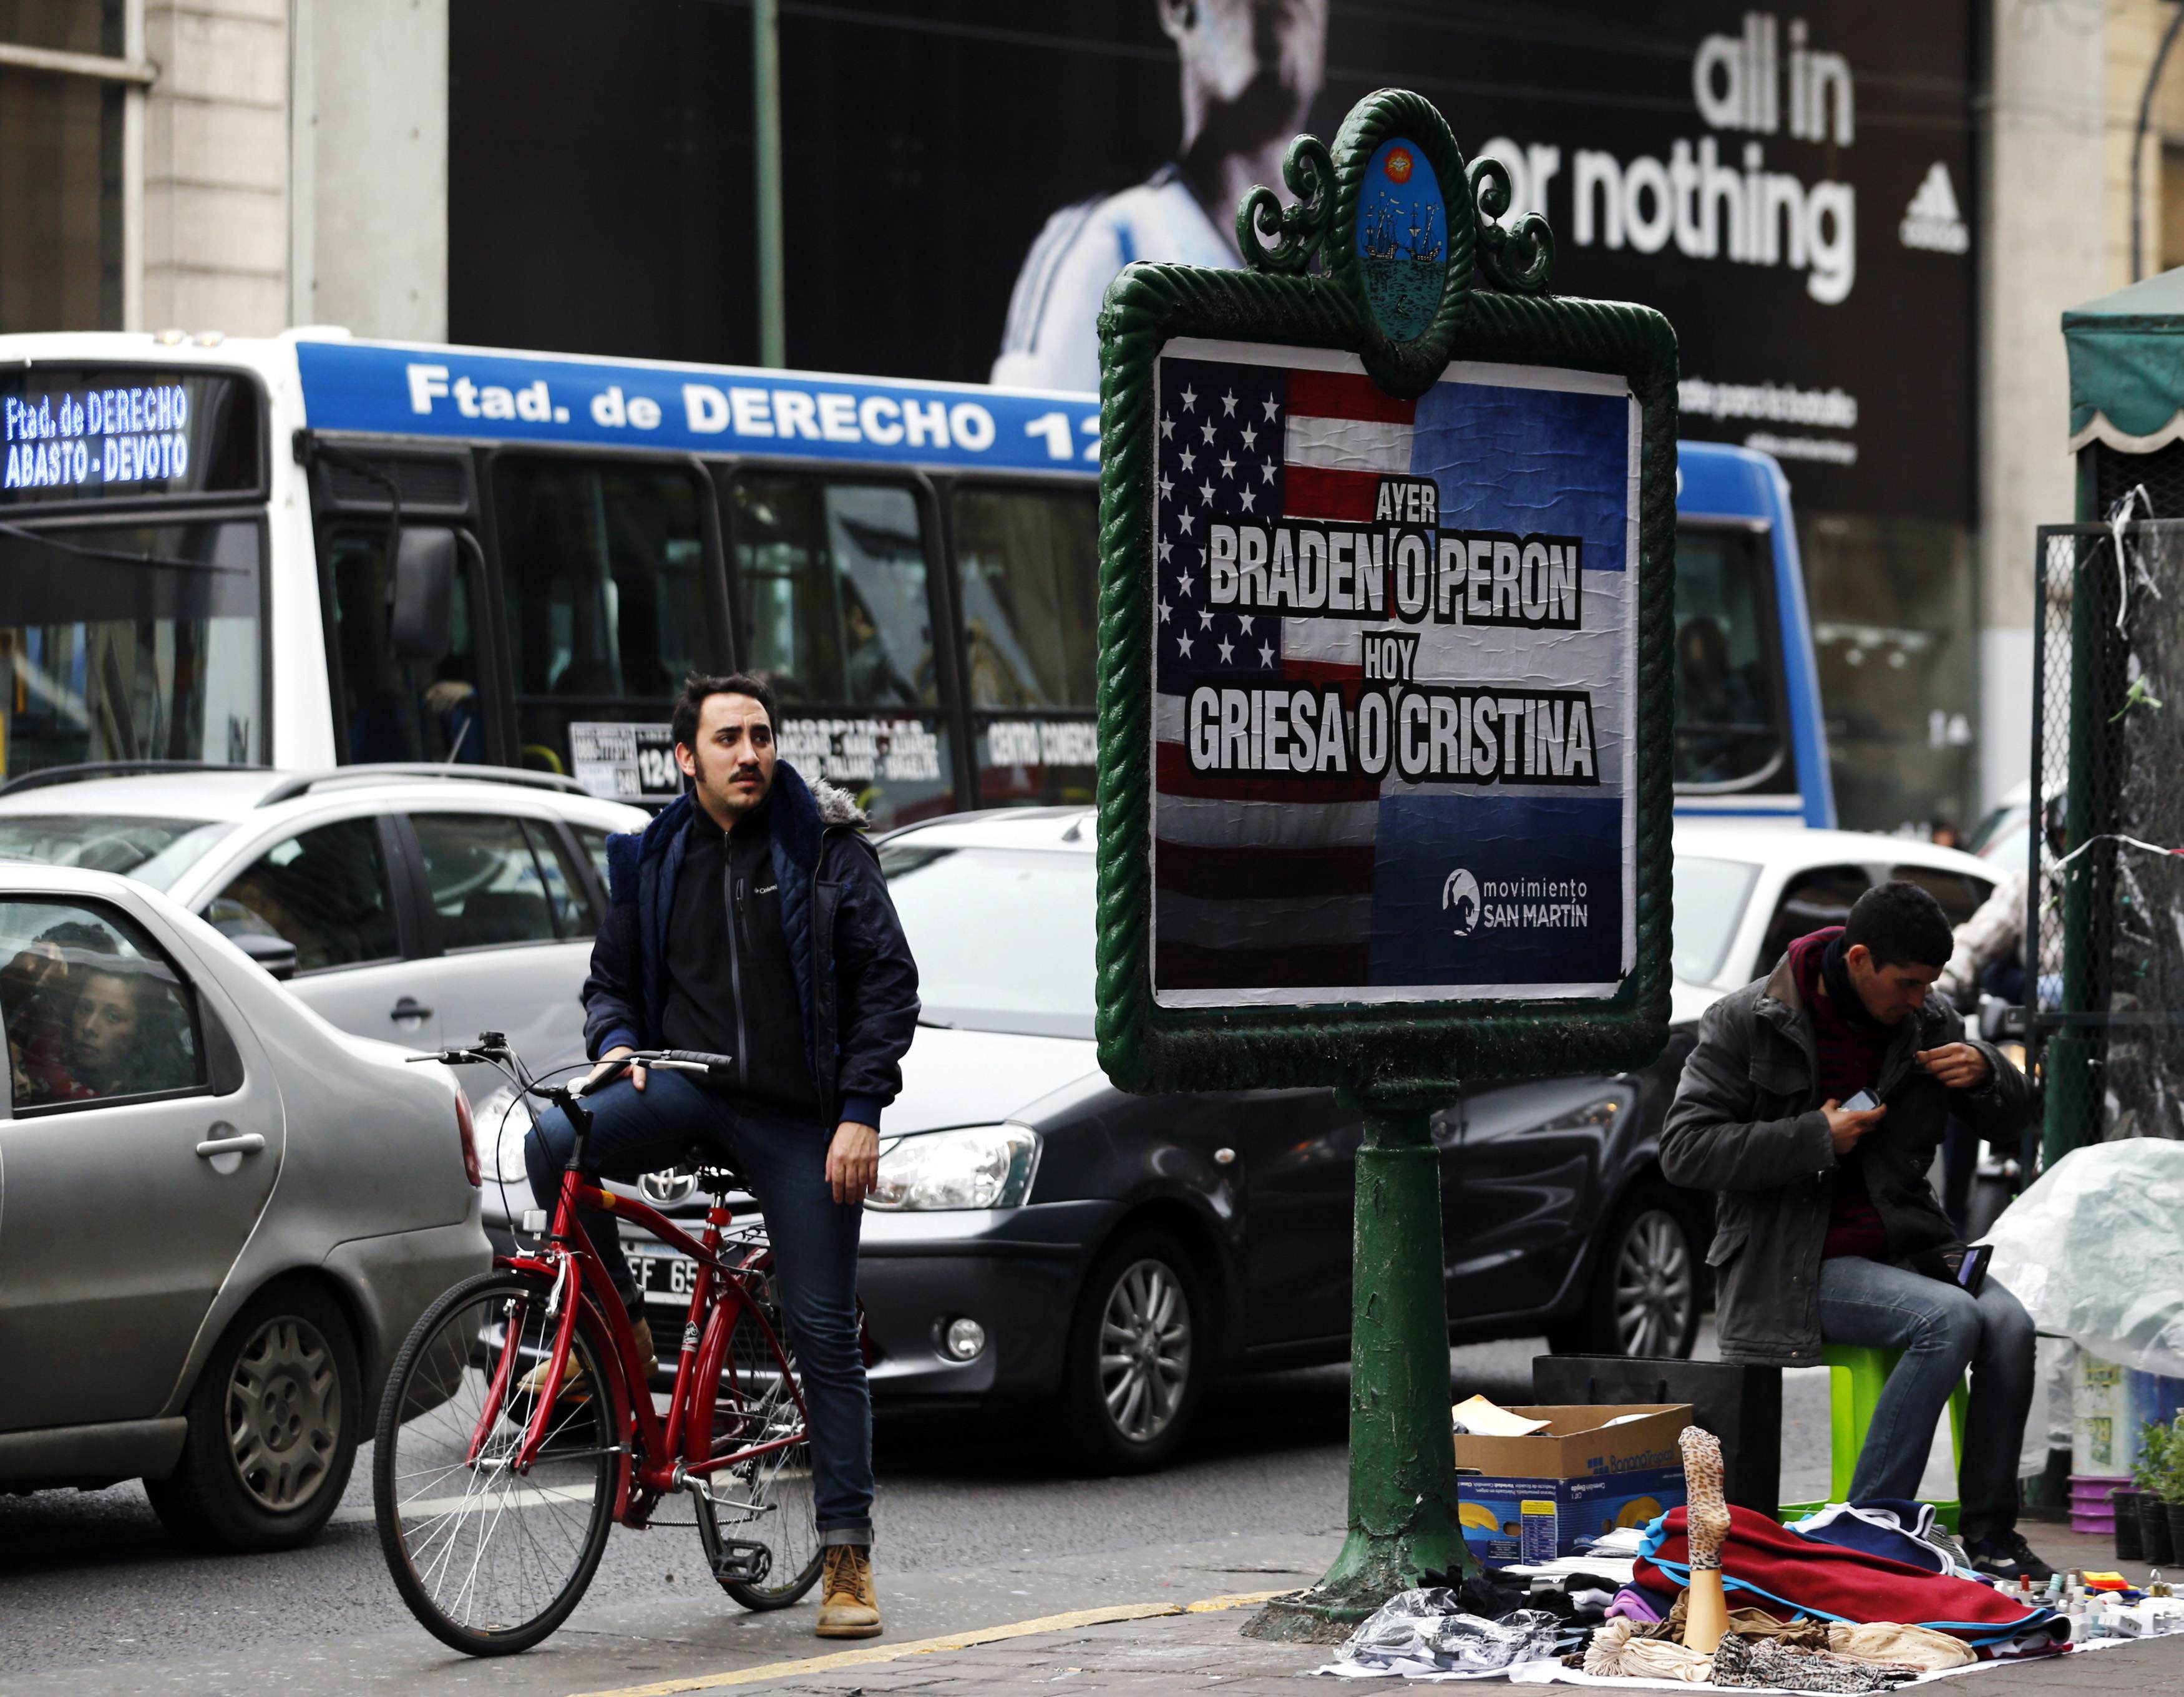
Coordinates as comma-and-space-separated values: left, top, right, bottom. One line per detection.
1899, 162, 1968, 254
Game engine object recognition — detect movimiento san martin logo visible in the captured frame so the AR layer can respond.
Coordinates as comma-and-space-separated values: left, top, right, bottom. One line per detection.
1441, 868, 1481, 937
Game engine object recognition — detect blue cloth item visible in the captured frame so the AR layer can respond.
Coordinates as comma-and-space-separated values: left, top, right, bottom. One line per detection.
1788, 1499, 1959, 1575
526, 1069, 874, 1539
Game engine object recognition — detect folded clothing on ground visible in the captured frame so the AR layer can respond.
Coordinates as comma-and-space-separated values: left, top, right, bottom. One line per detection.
1827, 1620, 1976, 1672
1787, 1500, 1967, 1577
1636, 1506, 2062, 1648
1708, 1634, 1921, 1691
1582, 1618, 1715, 1682
1650, 1600, 1829, 1648
1604, 1585, 1668, 1625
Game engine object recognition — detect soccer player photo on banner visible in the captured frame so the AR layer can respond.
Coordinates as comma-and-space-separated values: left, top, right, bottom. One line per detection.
1150, 339, 1637, 1008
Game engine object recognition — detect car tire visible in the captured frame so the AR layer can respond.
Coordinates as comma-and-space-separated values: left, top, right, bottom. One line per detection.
147, 1282, 361, 1553
1546, 1186, 1700, 1359
1060, 1228, 1208, 1475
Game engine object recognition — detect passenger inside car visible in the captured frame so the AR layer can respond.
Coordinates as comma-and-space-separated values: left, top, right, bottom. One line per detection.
2, 919, 109, 1106
67, 964, 195, 1097
2, 911, 198, 1107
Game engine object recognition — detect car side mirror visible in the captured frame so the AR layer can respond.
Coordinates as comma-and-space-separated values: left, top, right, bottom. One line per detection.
233, 931, 299, 982
389, 525, 459, 662
1977, 994, 2022, 1043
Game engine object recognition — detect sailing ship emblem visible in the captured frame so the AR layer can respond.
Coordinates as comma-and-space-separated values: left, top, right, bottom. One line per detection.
1354, 136, 1448, 342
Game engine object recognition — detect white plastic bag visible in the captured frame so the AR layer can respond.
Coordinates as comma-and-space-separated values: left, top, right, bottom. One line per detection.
1987, 1138, 2184, 1379
1317, 1592, 1561, 1680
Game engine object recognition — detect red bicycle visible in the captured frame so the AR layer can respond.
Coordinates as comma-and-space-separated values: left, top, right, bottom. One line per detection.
373, 1034, 825, 1655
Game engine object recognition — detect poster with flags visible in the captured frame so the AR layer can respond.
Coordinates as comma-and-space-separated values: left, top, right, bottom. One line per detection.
1150, 337, 1637, 1008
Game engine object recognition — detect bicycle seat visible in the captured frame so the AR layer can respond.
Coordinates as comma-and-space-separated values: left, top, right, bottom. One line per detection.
677, 1145, 748, 1193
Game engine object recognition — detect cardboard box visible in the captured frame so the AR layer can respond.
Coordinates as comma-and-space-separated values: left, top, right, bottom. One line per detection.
1455, 1402, 1690, 1568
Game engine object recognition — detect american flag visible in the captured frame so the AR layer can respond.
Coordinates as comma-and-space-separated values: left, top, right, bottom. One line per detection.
1151, 351, 1422, 992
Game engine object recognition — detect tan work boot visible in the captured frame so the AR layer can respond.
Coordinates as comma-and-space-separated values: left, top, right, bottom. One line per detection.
519, 1314, 658, 1399
814, 1544, 881, 1638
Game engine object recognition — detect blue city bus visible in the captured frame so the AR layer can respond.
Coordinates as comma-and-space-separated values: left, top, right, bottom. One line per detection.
0, 331, 1829, 828
1672, 441, 1833, 828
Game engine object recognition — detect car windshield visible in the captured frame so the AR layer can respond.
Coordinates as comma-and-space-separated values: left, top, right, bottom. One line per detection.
1672, 854, 1760, 984
878, 841, 1094, 1039
0, 813, 236, 891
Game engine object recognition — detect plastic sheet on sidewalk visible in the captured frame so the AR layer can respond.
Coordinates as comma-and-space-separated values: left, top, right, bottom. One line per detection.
1312, 1593, 1561, 1680
1986, 1138, 2184, 1379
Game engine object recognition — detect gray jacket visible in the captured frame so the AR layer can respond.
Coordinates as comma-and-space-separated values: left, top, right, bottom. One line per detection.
1659, 954, 2033, 1366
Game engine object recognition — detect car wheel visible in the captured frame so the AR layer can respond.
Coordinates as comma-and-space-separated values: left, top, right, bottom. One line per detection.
147, 1283, 361, 1553
1546, 1188, 1700, 1359
1060, 1229, 1207, 1474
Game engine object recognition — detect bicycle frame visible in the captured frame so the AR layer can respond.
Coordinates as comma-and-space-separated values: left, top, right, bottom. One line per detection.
483, 1150, 811, 1527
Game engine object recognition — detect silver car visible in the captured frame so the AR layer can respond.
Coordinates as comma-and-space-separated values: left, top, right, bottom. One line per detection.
0, 764, 650, 1105
0, 861, 489, 1550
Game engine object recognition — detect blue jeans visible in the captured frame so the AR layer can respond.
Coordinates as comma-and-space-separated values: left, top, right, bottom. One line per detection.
1817, 1255, 2035, 1541
525, 1072, 873, 1543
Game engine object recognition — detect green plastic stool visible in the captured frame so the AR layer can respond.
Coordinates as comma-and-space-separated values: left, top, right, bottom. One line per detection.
1778, 1344, 1969, 1532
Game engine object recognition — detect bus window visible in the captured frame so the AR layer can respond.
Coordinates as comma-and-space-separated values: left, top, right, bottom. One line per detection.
492, 459, 713, 781
729, 474, 952, 831
328, 527, 485, 765
1674, 525, 1792, 792
0, 519, 263, 783
952, 484, 1099, 808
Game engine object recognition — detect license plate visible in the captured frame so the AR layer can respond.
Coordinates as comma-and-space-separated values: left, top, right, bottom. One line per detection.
633, 1250, 698, 1304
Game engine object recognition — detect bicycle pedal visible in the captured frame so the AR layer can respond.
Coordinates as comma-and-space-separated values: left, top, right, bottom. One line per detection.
710, 1538, 773, 1585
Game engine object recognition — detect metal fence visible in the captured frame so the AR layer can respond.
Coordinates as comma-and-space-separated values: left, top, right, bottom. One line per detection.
2029, 517, 2184, 1154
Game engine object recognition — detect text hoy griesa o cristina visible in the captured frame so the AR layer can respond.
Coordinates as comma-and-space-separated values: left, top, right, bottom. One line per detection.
1185, 475, 1601, 788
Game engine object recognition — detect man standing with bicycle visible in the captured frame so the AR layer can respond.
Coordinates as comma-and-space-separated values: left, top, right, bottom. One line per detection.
524, 672, 919, 1639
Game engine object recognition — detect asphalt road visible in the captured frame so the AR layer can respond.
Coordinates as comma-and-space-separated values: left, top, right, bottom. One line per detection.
0, 1332, 1835, 1695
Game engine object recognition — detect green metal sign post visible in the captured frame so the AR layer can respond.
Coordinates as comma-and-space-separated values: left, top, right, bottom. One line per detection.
1091, 88, 1678, 1636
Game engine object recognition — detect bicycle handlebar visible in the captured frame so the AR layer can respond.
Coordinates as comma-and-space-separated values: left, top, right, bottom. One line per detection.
403, 1035, 734, 1104
585, 1049, 736, 1090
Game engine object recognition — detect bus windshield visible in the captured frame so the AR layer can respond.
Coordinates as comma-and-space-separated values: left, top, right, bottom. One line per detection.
1672, 524, 1788, 791
0, 519, 264, 783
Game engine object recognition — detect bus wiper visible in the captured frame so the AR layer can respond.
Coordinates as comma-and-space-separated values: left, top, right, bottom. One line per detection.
0, 519, 250, 575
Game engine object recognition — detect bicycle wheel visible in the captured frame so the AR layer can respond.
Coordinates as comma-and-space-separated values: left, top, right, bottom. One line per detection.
697, 1268, 826, 1609
374, 1269, 618, 1655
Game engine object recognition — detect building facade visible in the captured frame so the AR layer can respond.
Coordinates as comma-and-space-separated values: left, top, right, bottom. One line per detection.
4, 0, 2175, 831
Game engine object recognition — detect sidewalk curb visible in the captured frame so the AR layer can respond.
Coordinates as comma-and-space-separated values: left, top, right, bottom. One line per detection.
562, 1588, 1288, 1697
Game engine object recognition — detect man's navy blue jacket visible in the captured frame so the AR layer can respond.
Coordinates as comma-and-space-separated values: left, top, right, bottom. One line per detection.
581, 761, 920, 1130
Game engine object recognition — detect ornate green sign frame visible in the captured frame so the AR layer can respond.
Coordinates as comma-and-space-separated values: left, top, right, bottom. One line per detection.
1093, 87, 1676, 1100
1092, 87, 1678, 1631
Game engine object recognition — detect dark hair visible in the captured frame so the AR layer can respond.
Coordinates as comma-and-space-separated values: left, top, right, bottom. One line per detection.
35, 921, 116, 955
670, 672, 777, 753
1844, 879, 1955, 972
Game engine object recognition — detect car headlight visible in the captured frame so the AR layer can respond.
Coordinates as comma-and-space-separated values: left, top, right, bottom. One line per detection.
866, 1125, 1041, 1211
472, 1084, 530, 1184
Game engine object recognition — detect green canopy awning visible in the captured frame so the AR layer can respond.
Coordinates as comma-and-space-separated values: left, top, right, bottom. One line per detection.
2064, 266, 2184, 451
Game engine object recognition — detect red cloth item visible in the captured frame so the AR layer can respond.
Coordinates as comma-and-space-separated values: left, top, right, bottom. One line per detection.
1789, 927, 1891, 1260
1635, 1505, 2059, 1646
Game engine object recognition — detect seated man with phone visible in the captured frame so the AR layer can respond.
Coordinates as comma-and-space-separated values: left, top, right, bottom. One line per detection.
1662, 881, 2049, 1581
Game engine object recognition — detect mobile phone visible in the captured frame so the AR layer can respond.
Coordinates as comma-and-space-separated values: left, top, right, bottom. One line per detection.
1841, 1089, 1879, 1113
1953, 1244, 1992, 1294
